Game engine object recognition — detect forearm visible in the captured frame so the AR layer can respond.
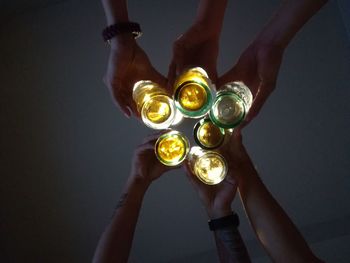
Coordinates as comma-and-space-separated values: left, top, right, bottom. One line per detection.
214, 226, 251, 263
101, 0, 130, 24
256, 0, 328, 48
208, 208, 251, 263
238, 170, 321, 262
93, 177, 150, 263
195, 0, 228, 37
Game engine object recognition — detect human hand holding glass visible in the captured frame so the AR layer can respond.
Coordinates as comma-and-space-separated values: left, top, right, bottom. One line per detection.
103, 36, 167, 118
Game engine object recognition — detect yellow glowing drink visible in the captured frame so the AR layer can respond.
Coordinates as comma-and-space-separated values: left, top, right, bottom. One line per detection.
174, 67, 213, 118
188, 147, 227, 185
194, 118, 225, 150
210, 81, 252, 129
155, 131, 190, 166
133, 80, 175, 129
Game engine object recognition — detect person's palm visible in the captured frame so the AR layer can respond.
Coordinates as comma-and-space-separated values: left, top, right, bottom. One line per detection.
184, 162, 237, 218
104, 40, 167, 117
131, 133, 179, 184
218, 42, 284, 126
168, 23, 219, 87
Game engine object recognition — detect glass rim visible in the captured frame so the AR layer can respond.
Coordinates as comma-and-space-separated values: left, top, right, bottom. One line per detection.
141, 95, 176, 130
193, 118, 225, 150
174, 80, 213, 118
154, 130, 190, 166
194, 151, 228, 185
209, 92, 246, 129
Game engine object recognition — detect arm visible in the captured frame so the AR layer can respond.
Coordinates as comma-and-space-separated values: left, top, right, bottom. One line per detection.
218, 0, 329, 127
256, 0, 329, 49
223, 132, 324, 262
183, 162, 251, 262
93, 177, 149, 263
93, 134, 177, 263
168, 0, 228, 85
100, 0, 166, 117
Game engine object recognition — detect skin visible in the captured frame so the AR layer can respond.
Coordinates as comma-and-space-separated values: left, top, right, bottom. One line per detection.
218, 0, 329, 127
183, 141, 251, 263
92, 133, 179, 263
222, 132, 324, 262
101, 0, 167, 118
168, 0, 228, 86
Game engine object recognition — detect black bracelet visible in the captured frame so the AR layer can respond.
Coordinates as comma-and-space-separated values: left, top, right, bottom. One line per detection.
208, 213, 240, 231
102, 22, 142, 42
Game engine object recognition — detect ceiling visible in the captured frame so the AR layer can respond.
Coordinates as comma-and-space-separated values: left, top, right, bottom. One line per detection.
0, 0, 349, 262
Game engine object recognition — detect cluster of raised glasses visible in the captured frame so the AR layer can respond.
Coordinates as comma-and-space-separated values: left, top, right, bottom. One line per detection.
132, 67, 252, 185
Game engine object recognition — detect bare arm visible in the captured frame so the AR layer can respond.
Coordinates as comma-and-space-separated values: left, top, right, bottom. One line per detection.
218, 0, 329, 127
93, 135, 177, 263
256, 0, 329, 49
168, 0, 228, 84
184, 156, 251, 262
100, 0, 166, 117
224, 133, 324, 262
93, 178, 149, 263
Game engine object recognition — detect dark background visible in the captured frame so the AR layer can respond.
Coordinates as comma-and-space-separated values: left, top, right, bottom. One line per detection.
1, 0, 350, 262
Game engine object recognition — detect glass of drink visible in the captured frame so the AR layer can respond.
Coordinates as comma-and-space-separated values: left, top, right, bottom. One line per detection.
187, 147, 227, 185
155, 130, 190, 166
209, 81, 252, 129
173, 67, 213, 118
193, 118, 225, 150
133, 80, 176, 130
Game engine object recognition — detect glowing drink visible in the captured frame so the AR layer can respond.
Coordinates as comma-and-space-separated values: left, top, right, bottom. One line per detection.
188, 147, 227, 185
133, 80, 175, 129
155, 130, 190, 166
194, 118, 225, 150
209, 81, 252, 129
173, 67, 213, 118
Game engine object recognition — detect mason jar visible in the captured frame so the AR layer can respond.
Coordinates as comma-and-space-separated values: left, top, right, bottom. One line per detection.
187, 147, 227, 185
133, 80, 176, 130
209, 81, 252, 129
173, 67, 213, 118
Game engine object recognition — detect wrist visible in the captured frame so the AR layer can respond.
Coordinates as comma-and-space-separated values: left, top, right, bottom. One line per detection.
207, 207, 233, 220
109, 34, 136, 49
127, 174, 151, 194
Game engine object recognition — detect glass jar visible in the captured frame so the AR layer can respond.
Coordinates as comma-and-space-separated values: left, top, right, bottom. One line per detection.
155, 130, 190, 166
133, 80, 176, 130
173, 67, 213, 118
209, 81, 252, 129
187, 147, 227, 185
193, 118, 225, 150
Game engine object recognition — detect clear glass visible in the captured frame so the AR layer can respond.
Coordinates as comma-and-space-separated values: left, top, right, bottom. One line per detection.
193, 118, 225, 150
188, 147, 227, 185
133, 80, 176, 129
155, 130, 190, 166
209, 81, 252, 129
173, 67, 213, 118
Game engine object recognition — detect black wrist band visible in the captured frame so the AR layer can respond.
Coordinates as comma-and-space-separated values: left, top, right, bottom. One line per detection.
102, 22, 142, 42
208, 213, 240, 231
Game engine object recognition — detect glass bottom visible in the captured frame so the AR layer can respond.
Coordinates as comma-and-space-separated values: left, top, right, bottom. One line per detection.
155, 131, 189, 166
193, 152, 227, 185
141, 95, 175, 129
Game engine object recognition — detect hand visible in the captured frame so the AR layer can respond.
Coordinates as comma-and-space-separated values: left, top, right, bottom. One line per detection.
217, 42, 284, 127
168, 22, 219, 87
219, 131, 256, 182
130, 133, 179, 186
183, 158, 238, 219
103, 36, 167, 118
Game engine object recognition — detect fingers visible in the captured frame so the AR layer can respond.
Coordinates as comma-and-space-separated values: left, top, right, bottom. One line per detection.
244, 81, 274, 124
110, 82, 132, 118
167, 61, 177, 91
141, 131, 166, 144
